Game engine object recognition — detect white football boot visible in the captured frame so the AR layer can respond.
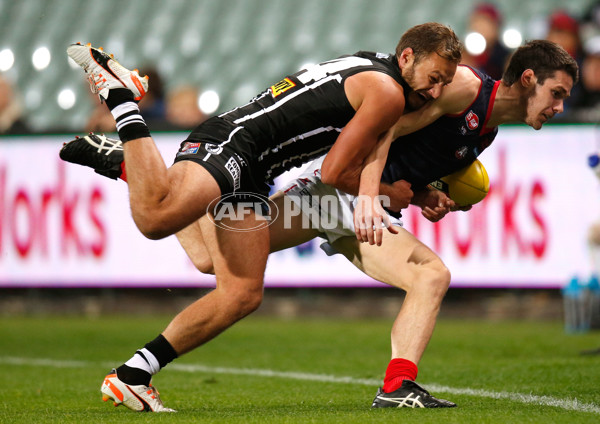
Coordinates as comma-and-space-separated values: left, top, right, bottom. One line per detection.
100, 369, 176, 412
67, 43, 148, 101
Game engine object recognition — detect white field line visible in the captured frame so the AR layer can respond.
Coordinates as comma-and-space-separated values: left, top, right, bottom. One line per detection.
2, 356, 599, 414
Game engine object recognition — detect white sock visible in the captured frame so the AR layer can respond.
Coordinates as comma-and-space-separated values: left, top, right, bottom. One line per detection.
124, 348, 161, 375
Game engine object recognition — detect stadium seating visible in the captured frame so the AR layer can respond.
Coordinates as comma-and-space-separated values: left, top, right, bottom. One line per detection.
0, 0, 595, 133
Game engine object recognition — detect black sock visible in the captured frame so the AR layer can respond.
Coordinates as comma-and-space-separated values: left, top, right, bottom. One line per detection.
144, 334, 178, 368
116, 334, 178, 386
105, 88, 135, 110
105, 89, 151, 142
116, 364, 152, 386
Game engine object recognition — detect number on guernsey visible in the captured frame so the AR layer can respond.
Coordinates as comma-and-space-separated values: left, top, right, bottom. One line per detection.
297, 57, 373, 84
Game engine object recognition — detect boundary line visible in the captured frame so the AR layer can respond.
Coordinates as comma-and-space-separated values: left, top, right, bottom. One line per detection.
2, 356, 599, 414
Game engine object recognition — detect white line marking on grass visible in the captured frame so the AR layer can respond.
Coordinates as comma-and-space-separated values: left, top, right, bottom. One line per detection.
424, 383, 600, 415
2, 356, 599, 414
1, 356, 89, 368
170, 363, 380, 386
170, 363, 600, 414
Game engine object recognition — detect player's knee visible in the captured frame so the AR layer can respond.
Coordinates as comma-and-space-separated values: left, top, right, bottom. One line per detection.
137, 224, 170, 240
413, 262, 451, 300
228, 286, 264, 317
426, 263, 451, 299
132, 210, 173, 240
191, 255, 215, 275
436, 265, 451, 293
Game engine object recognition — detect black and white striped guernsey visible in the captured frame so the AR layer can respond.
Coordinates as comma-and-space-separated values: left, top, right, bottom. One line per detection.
217, 51, 408, 183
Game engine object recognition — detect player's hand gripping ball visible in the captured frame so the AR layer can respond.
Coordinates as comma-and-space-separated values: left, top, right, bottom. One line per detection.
430, 159, 489, 206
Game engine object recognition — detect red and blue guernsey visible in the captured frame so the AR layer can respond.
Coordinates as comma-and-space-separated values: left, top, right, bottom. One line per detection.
382, 65, 500, 189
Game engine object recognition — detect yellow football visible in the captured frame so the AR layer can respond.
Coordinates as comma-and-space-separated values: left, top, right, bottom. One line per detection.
429, 159, 490, 206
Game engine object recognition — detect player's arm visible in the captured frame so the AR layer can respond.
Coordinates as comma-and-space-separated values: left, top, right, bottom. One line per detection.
412, 187, 472, 222
356, 128, 394, 199
411, 187, 455, 222
320, 72, 406, 194
358, 66, 480, 201
392, 66, 478, 138
352, 130, 402, 245
358, 66, 480, 210
391, 100, 447, 138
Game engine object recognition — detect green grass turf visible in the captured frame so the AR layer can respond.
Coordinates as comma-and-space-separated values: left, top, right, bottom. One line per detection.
0, 315, 599, 423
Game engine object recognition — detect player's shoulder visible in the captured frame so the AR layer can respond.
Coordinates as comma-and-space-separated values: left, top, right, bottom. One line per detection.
343, 52, 406, 112
437, 65, 484, 114
344, 52, 401, 84
345, 69, 406, 110
449, 65, 483, 95
348, 69, 404, 89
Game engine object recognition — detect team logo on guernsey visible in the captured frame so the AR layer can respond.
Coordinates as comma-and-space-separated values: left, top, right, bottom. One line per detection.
465, 110, 479, 130
177, 142, 200, 156
205, 143, 223, 155
270, 77, 296, 97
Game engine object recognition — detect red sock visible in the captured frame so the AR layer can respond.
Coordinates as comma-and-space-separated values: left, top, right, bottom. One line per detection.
382, 358, 418, 393
119, 162, 127, 182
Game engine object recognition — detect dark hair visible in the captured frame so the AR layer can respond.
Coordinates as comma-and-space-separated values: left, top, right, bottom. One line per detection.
502, 39, 579, 85
395, 22, 463, 64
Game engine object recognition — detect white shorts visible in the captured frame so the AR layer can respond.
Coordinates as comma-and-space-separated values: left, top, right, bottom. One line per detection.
280, 155, 403, 254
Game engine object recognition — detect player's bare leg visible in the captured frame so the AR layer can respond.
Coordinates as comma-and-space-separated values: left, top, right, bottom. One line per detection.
163, 212, 270, 354
177, 196, 445, 360
330, 229, 455, 407
266, 191, 322, 251
332, 229, 449, 363
176, 219, 215, 274
66, 43, 220, 240
101, 211, 270, 412
177, 190, 321, 275
122, 140, 221, 239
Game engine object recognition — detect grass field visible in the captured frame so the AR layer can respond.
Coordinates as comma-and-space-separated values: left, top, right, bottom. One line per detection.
1, 315, 599, 423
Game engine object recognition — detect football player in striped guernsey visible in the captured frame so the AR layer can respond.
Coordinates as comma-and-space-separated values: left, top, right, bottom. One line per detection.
61, 39, 576, 410
62, 23, 462, 411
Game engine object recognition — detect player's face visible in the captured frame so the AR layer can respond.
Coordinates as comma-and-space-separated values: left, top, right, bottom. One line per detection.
402, 51, 457, 110
524, 70, 573, 130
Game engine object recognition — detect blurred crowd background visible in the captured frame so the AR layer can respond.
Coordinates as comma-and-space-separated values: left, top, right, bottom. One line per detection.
0, 0, 599, 138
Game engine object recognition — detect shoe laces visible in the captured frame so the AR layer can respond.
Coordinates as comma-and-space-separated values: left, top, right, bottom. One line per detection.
87, 73, 107, 95
147, 385, 162, 402
92, 133, 122, 155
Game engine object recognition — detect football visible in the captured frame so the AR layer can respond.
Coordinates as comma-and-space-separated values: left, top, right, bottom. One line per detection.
429, 159, 490, 206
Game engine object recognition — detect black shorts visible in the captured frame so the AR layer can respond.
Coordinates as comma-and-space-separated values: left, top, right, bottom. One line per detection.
173, 117, 270, 197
